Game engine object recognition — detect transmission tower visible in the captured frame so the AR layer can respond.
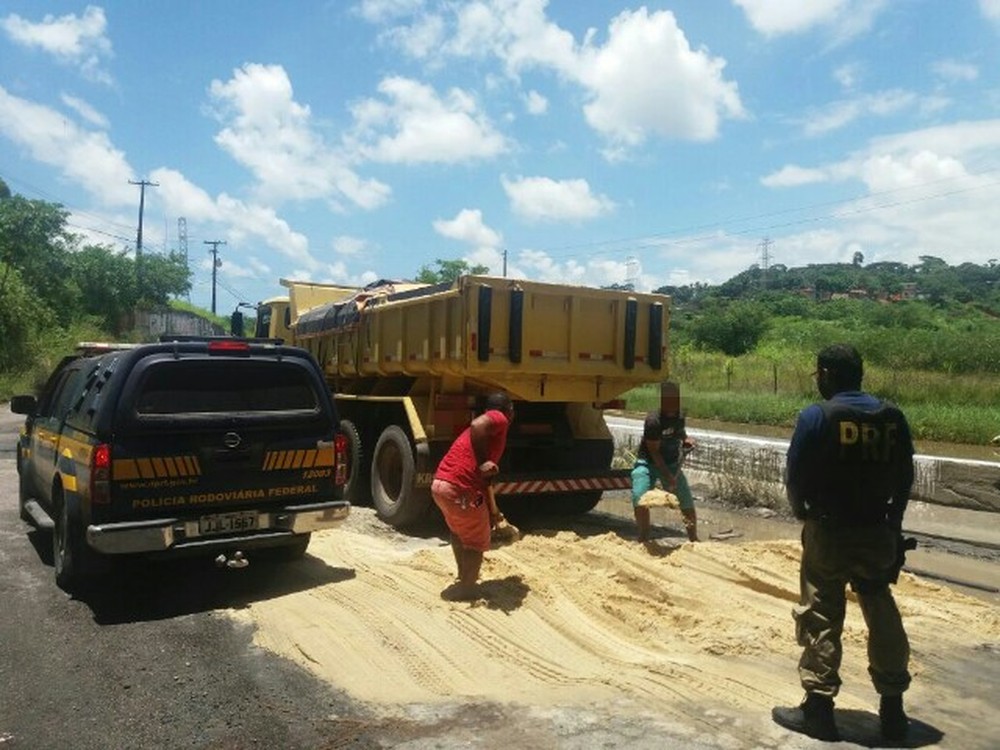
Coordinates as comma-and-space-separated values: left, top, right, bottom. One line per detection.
759, 237, 773, 288
625, 255, 640, 290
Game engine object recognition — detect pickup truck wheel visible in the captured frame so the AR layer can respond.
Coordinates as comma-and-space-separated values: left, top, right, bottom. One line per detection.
340, 419, 370, 506
52, 489, 98, 592
371, 425, 431, 528
272, 533, 311, 561
18, 466, 32, 524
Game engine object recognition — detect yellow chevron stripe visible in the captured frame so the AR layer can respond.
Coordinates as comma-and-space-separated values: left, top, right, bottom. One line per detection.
113, 459, 139, 480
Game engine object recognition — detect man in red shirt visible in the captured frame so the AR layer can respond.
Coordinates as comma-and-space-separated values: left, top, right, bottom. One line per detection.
431, 392, 514, 601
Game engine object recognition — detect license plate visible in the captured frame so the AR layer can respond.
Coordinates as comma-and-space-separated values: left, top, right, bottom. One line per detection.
199, 511, 258, 535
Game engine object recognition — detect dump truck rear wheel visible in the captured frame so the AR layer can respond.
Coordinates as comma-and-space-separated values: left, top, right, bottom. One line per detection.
339, 419, 369, 506
551, 491, 603, 516
371, 425, 431, 528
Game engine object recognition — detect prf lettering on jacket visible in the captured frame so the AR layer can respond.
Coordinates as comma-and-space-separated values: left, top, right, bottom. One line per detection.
838, 420, 898, 462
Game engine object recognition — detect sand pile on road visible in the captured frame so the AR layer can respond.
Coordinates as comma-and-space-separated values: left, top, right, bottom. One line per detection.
229, 513, 1000, 720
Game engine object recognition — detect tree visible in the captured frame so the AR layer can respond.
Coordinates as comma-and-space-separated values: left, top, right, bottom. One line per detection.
69, 246, 191, 333
852, 251, 864, 267
0, 194, 76, 321
415, 258, 489, 284
689, 300, 770, 356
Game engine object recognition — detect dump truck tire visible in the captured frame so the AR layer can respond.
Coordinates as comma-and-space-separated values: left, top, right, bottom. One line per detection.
371, 425, 431, 528
551, 491, 603, 516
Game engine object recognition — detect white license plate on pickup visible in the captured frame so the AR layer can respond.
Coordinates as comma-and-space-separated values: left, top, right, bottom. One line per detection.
199, 511, 258, 535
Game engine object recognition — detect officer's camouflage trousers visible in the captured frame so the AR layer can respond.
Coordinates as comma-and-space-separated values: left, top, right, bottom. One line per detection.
793, 519, 911, 698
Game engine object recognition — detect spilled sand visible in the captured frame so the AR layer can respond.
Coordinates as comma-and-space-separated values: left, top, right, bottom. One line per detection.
227, 508, 1000, 745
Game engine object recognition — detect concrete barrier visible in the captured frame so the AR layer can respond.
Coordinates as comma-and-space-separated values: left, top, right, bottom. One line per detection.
606, 417, 1000, 514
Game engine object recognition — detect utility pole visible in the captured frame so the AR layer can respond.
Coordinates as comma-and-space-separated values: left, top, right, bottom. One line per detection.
130, 178, 158, 296
204, 240, 226, 314
502, 248, 507, 277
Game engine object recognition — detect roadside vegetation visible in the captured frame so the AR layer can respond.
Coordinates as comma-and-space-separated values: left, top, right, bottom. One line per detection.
3, 177, 999, 444
625, 260, 1000, 444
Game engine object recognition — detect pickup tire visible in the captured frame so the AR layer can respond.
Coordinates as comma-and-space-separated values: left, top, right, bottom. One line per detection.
52, 487, 100, 592
340, 419, 370, 506
272, 533, 311, 561
371, 425, 431, 528
17, 464, 31, 524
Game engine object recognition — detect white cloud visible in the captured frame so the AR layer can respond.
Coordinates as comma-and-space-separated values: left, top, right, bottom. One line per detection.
733, 0, 846, 35
364, 2, 743, 156
209, 63, 391, 210
348, 76, 508, 164
524, 90, 548, 115
833, 62, 862, 91
380, 13, 444, 58
578, 8, 745, 149
1, 5, 113, 83
801, 90, 917, 137
355, 0, 425, 24
149, 166, 321, 273
502, 175, 615, 222
931, 59, 979, 83
60, 93, 109, 128
733, 0, 887, 42
0, 86, 133, 205
433, 208, 502, 248
218, 194, 317, 271
981, 0, 1000, 21
761, 165, 830, 188
332, 235, 368, 256
148, 168, 222, 223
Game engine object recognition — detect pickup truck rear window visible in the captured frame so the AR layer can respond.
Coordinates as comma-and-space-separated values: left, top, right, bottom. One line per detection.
134, 360, 320, 415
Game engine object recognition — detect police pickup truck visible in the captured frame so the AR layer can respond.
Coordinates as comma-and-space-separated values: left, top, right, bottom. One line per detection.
12, 337, 350, 592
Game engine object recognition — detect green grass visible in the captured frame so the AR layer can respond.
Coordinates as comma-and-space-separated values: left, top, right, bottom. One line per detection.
625, 351, 1000, 445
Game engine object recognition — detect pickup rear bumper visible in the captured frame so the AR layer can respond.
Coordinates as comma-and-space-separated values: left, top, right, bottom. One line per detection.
86, 501, 350, 555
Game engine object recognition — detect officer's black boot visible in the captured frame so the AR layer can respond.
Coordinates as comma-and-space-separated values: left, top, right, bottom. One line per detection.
772, 693, 839, 742
879, 694, 909, 743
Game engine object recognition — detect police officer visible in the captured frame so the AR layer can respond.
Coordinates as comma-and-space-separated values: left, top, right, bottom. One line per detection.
773, 344, 915, 743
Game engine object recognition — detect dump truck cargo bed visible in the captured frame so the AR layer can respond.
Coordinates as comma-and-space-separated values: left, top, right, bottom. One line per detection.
293, 275, 670, 403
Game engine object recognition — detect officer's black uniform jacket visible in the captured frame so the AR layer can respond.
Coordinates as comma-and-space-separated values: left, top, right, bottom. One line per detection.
786, 391, 915, 529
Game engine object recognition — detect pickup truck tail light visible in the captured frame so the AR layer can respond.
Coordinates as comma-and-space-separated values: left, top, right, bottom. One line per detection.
333, 433, 348, 486
91, 443, 111, 504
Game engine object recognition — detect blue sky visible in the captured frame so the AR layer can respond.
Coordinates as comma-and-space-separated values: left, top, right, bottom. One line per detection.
2, 1, 999, 313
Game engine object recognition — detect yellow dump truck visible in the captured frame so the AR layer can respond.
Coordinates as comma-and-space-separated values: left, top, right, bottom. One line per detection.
256, 275, 670, 528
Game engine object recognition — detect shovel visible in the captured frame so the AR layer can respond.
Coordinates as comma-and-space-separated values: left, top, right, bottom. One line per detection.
485, 483, 521, 545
